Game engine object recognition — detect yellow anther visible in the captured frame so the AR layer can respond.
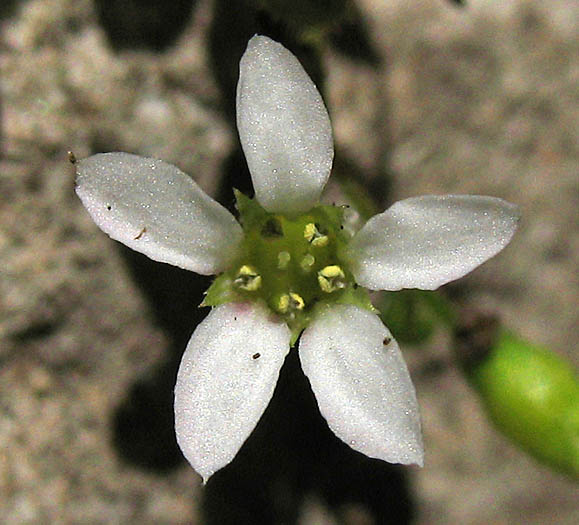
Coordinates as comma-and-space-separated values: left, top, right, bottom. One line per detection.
275, 292, 305, 314
304, 223, 328, 247
276, 294, 290, 313
320, 265, 345, 279
277, 251, 291, 269
289, 292, 305, 310
304, 223, 316, 241
234, 265, 262, 291
300, 254, 315, 272
312, 236, 328, 247
318, 265, 346, 293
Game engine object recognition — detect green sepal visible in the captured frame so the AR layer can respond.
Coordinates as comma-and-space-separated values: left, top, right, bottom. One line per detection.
289, 320, 308, 347
470, 330, 579, 479
333, 285, 376, 314
234, 189, 269, 230
313, 203, 346, 232
201, 273, 238, 307
336, 176, 380, 221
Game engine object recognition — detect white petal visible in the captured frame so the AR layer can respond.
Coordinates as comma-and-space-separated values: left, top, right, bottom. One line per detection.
236, 35, 334, 215
75, 152, 243, 275
347, 195, 520, 291
299, 304, 423, 466
174, 302, 291, 482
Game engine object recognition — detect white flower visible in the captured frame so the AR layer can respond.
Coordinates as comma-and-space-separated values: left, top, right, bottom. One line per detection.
75, 35, 520, 483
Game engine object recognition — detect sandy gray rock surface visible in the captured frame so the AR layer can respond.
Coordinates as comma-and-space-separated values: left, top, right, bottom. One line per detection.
1, 0, 577, 523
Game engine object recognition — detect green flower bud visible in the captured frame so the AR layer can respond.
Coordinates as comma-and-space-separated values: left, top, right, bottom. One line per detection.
456, 315, 579, 479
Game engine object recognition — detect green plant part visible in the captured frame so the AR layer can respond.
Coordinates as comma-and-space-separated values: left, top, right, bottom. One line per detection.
378, 289, 455, 345
460, 323, 579, 479
204, 191, 373, 344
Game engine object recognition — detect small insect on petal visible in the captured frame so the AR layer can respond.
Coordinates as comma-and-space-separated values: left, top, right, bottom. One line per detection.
252, 353, 261, 360
134, 227, 147, 240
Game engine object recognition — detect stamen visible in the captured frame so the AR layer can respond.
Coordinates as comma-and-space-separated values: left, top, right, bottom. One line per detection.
304, 223, 328, 247
288, 292, 305, 310
300, 254, 315, 272
234, 265, 262, 291
275, 292, 305, 313
276, 294, 290, 313
318, 265, 346, 293
277, 251, 291, 269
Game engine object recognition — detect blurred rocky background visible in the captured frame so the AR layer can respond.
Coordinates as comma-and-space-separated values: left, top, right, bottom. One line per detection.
0, 0, 577, 523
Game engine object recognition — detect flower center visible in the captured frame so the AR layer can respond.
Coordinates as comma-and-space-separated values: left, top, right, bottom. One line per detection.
203, 192, 374, 342
234, 209, 351, 322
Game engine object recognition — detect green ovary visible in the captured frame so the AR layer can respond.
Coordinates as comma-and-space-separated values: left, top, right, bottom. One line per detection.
233, 208, 352, 327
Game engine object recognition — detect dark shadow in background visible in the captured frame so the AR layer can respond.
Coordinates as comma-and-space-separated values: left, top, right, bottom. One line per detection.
0, 0, 19, 20
0, 0, 21, 155
95, 0, 415, 521
329, 1, 382, 67
203, 349, 414, 525
111, 247, 210, 472
94, 0, 197, 51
